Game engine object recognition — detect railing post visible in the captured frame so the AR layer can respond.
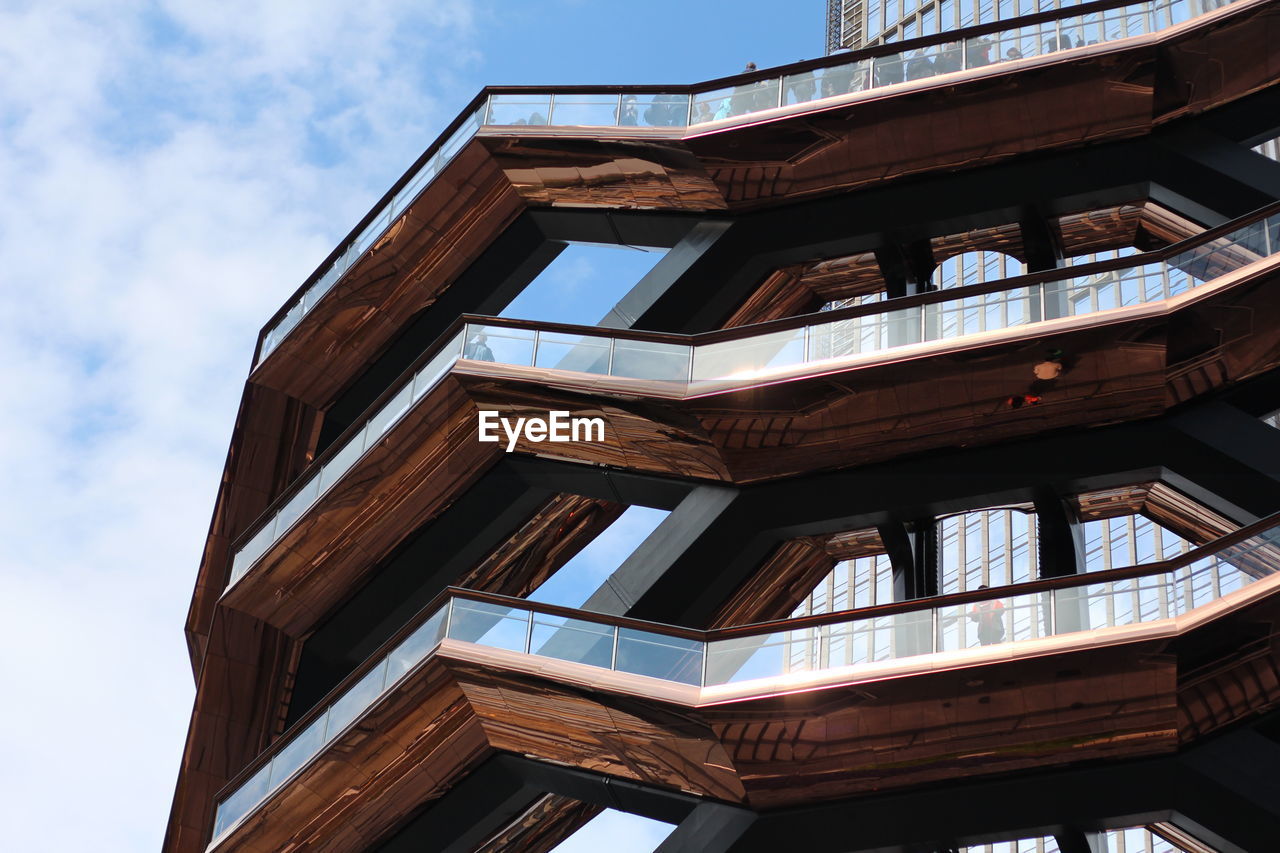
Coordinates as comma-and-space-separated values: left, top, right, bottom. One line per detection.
1047, 590, 1056, 636
531, 329, 541, 368
686, 93, 695, 126
700, 642, 709, 686
443, 598, 454, 640
610, 626, 620, 670
686, 346, 696, 383
803, 324, 812, 362
776, 76, 784, 109
931, 607, 939, 653
523, 609, 534, 655
615, 93, 623, 126
547, 92, 556, 125
606, 336, 616, 375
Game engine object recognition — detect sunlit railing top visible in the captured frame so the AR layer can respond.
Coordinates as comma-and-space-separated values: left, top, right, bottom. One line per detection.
210, 510, 1280, 847
252, 0, 1245, 369
225, 202, 1280, 592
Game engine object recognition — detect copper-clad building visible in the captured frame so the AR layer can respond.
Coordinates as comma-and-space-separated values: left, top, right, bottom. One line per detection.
167, 2, 1280, 851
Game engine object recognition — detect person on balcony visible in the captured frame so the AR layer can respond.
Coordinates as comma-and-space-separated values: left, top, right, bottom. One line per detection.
617, 95, 639, 126
969, 585, 1006, 645
465, 332, 494, 362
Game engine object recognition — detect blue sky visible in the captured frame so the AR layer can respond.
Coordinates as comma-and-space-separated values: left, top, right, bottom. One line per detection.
0, 2, 816, 850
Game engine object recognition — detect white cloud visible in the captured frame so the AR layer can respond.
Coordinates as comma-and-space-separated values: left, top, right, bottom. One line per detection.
0, 1, 478, 848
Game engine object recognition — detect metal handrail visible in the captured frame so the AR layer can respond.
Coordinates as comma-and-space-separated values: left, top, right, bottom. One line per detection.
249, 0, 1259, 367
223, 198, 1280, 576
213, 506, 1280, 809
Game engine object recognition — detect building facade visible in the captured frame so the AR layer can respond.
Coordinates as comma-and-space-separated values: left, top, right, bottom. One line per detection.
167, 1, 1280, 851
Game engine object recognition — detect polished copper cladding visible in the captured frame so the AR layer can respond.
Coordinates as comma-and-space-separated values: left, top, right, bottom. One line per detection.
166, 2, 1280, 851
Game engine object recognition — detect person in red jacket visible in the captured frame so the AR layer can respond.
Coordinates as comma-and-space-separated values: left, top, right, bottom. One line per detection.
970, 585, 1006, 645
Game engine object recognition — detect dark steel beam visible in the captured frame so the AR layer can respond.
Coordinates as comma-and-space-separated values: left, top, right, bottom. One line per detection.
582, 484, 741, 616
655, 803, 757, 853
1164, 402, 1280, 523
1033, 490, 1085, 578
373, 754, 698, 853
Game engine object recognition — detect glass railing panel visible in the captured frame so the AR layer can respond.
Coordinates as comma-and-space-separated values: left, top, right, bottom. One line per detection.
353, 207, 392, 256
440, 108, 484, 161
691, 328, 806, 381
792, 61, 873, 105
267, 714, 328, 789
1214, 528, 1280, 580
937, 592, 1052, 651
615, 628, 703, 685
463, 323, 536, 365
1059, 11, 1106, 47
262, 300, 304, 359
387, 608, 447, 681
447, 599, 531, 652
216, 514, 1280, 840
1171, 214, 1280, 280
704, 628, 818, 685
1103, 3, 1156, 39
485, 94, 552, 126
366, 384, 414, 441
273, 475, 321, 538
549, 93, 625, 127
822, 612, 927, 664
230, 519, 277, 585
534, 331, 612, 374
872, 52, 909, 86
257, 0, 1250, 367
610, 338, 690, 381
925, 286, 1035, 339
304, 264, 343, 312
636, 93, 690, 127
1043, 262, 1167, 317
212, 762, 271, 839
1053, 572, 1177, 632
1178, 558, 1220, 610
326, 659, 389, 738
390, 160, 437, 218
317, 424, 368, 492
529, 614, 615, 668
808, 308, 922, 358
691, 78, 781, 124
413, 334, 465, 399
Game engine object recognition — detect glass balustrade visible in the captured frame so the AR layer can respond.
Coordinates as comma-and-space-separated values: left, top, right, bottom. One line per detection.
254, 0, 1241, 368
227, 332, 464, 585
228, 207, 1280, 591
213, 522, 1280, 843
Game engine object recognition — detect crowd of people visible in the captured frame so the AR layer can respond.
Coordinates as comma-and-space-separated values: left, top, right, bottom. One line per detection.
498, 29, 1101, 128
